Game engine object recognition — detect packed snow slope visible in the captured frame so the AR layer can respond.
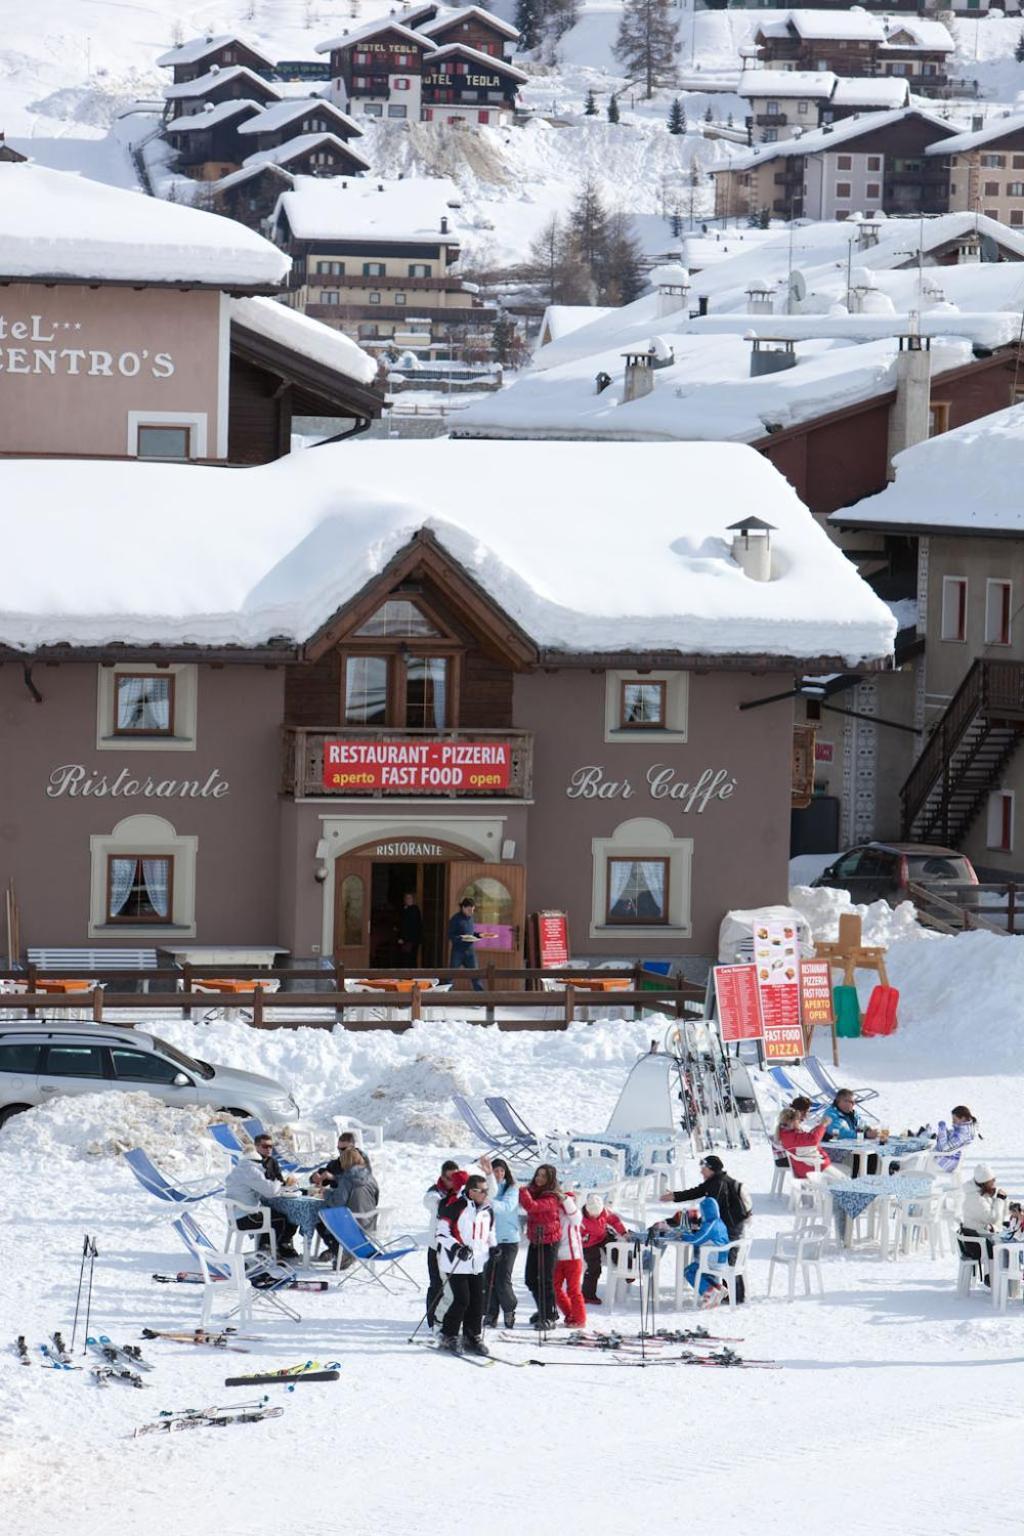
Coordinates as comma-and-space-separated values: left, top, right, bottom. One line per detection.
4, 898, 1024, 1534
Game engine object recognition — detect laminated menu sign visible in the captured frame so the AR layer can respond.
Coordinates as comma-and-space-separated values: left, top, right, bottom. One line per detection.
534, 911, 569, 969
714, 963, 763, 1042
799, 960, 834, 1031
753, 918, 803, 1060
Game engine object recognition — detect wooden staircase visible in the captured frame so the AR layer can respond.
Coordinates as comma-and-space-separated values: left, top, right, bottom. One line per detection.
901, 659, 1024, 843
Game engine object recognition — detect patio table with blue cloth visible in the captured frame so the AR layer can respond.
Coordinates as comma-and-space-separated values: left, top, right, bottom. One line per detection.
826, 1136, 930, 1176
568, 1132, 680, 1178
265, 1193, 323, 1266
829, 1174, 933, 1257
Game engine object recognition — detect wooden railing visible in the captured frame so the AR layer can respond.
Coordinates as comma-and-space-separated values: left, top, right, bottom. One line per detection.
907, 880, 1024, 936
900, 659, 1024, 835
281, 726, 534, 799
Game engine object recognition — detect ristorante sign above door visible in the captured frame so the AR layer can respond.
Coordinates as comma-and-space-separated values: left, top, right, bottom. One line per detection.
323, 740, 511, 792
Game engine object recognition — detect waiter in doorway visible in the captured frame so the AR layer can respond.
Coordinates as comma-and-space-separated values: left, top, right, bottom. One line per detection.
399, 890, 423, 967
448, 896, 485, 992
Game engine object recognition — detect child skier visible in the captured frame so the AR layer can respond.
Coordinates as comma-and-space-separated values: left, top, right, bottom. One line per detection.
552, 1189, 586, 1328
580, 1193, 627, 1304
681, 1196, 732, 1310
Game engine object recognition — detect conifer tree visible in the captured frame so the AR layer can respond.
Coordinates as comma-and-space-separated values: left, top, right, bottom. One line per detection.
585, 88, 598, 116
614, 0, 679, 100
607, 93, 620, 123
516, 0, 541, 52
1017, 28, 1024, 62
668, 97, 685, 134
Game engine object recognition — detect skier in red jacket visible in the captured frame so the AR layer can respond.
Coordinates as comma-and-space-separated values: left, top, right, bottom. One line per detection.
519, 1164, 566, 1328
580, 1193, 627, 1304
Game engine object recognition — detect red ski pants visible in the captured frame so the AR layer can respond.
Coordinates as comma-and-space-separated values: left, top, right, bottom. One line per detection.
553, 1259, 587, 1327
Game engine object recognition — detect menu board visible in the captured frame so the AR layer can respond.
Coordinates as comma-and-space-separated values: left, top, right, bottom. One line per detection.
532, 911, 569, 969
714, 963, 764, 1043
754, 918, 804, 1060
799, 960, 834, 1032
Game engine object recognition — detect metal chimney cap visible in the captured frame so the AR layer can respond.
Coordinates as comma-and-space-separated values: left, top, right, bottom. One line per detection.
727, 515, 776, 534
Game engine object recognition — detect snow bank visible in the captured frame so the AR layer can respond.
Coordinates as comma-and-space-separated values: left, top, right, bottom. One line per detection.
0, 1090, 218, 1172
789, 884, 932, 948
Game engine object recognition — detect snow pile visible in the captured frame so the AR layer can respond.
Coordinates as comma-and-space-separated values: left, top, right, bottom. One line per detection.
0, 1090, 217, 1170
343, 1053, 475, 1144
882, 929, 1024, 1070
789, 884, 933, 948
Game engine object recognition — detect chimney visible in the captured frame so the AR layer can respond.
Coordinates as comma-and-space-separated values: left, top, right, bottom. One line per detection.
727, 517, 776, 582
956, 231, 981, 264
857, 217, 881, 251
621, 348, 655, 404
971, 114, 984, 132
440, 214, 448, 233
748, 334, 797, 377
745, 282, 774, 315
650, 262, 691, 318
887, 323, 932, 475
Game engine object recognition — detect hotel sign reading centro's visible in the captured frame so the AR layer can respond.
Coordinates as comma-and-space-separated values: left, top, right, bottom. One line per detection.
0, 313, 176, 379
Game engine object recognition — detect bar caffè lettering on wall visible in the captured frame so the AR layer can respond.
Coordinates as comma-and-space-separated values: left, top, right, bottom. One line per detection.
565, 764, 737, 812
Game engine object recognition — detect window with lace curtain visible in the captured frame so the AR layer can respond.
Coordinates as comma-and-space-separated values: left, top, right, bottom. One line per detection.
605, 857, 669, 925
113, 674, 174, 736
106, 855, 174, 923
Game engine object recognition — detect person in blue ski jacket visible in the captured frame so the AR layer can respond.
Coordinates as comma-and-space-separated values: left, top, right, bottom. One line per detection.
821, 1089, 878, 1142
681, 1196, 732, 1308
483, 1156, 522, 1329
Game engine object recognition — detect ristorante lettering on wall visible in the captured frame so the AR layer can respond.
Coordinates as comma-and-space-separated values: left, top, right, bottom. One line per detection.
0, 314, 175, 379
46, 765, 229, 799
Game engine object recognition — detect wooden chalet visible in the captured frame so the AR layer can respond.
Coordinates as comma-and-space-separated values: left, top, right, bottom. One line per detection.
755, 16, 885, 78
421, 44, 527, 125
416, 6, 520, 60
235, 98, 364, 156
163, 65, 281, 123
0, 132, 26, 163
163, 99, 264, 180
156, 33, 275, 86
243, 132, 371, 179
315, 20, 436, 121
209, 163, 296, 231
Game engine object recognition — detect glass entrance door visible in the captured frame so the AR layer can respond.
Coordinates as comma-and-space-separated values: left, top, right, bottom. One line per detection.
446, 862, 526, 974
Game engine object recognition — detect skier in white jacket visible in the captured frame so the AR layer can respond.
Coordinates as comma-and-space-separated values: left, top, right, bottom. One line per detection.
436, 1174, 496, 1357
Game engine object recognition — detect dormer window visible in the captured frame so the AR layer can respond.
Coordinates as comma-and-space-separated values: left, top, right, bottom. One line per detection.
355, 599, 442, 637
342, 595, 459, 729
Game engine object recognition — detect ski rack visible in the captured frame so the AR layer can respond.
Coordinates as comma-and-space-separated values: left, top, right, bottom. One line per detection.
662, 981, 751, 1153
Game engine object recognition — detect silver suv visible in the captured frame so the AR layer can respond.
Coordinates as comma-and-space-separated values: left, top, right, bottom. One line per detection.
0, 1022, 299, 1129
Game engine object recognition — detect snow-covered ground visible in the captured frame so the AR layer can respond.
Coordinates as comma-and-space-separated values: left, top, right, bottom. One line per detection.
3, 896, 1024, 1534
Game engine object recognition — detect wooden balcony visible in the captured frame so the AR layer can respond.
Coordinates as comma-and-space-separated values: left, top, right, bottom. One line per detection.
283, 726, 534, 799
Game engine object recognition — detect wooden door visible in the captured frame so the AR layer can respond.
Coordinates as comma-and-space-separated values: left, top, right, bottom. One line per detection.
333, 856, 371, 971
446, 862, 526, 977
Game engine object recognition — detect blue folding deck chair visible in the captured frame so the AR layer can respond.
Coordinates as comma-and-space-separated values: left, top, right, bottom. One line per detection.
124, 1148, 222, 1204
451, 1095, 520, 1156
318, 1206, 418, 1292
173, 1214, 300, 1322
767, 1065, 829, 1109
209, 1123, 243, 1161
483, 1097, 541, 1161
803, 1056, 879, 1115
231, 1119, 321, 1176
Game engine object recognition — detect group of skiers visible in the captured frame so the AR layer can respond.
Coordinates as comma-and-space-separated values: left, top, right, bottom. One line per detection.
423, 1152, 752, 1356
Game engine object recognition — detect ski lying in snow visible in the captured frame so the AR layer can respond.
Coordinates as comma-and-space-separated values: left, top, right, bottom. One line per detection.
48, 1332, 74, 1365
677, 1349, 778, 1370
412, 1339, 496, 1368
497, 1332, 664, 1354
225, 1368, 339, 1387
151, 1272, 328, 1293
142, 1328, 263, 1346
92, 1364, 146, 1389
39, 1344, 80, 1371
15, 1336, 31, 1365
133, 1400, 283, 1435
92, 1335, 154, 1372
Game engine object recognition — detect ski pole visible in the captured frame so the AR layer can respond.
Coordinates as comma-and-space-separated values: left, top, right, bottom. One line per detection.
81, 1236, 98, 1355
70, 1234, 90, 1354
633, 1239, 645, 1365
407, 1309, 432, 1343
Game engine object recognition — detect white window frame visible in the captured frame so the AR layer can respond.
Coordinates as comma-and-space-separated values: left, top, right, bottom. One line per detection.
89, 814, 198, 938
589, 818, 692, 939
941, 576, 968, 643
127, 411, 207, 460
604, 670, 688, 744
987, 789, 1014, 853
96, 663, 198, 753
985, 579, 1013, 646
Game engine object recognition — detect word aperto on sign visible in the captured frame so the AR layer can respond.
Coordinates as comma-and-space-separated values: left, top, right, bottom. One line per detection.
0, 314, 175, 379
565, 764, 736, 813
46, 765, 230, 799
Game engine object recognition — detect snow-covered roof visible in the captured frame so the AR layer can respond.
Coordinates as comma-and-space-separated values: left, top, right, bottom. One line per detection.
736, 70, 836, 100
762, 11, 886, 42
0, 443, 895, 665
163, 99, 264, 133
927, 112, 1024, 156
244, 133, 372, 173
274, 175, 464, 244
725, 108, 954, 171
315, 19, 436, 54
881, 19, 954, 54
425, 42, 528, 81
236, 98, 362, 138
231, 296, 378, 386
835, 403, 1024, 536
419, 7, 520, 40
156, 33, 274, 69
539, 304, 614, 344
165, 65, 281, 101
213, 163, 296, 194
831, 77, 910, 109
0, 162, 289, 289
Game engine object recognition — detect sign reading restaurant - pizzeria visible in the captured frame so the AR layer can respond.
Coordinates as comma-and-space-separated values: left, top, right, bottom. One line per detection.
323, 739, 511, 792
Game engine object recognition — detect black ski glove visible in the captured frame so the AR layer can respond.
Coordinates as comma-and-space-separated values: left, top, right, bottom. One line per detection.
455, 1243, 473, 1262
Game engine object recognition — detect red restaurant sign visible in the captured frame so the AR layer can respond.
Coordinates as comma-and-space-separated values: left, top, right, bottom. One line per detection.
536, 911, 570, 969
714, 963, 763, 1043
323, 739, 511, 793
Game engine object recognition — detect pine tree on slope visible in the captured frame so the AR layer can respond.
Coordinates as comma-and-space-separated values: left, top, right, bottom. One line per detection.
668, 97, 685, 134
585, 88, 598, 115
607, 93, 620, 123
614, 0, 679, 100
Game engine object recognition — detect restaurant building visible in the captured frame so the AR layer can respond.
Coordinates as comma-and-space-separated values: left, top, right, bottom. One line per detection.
0, 442, 893, 969
0, 161, 384, 461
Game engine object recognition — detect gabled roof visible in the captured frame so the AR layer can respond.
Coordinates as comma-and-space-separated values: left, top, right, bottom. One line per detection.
724, 107, 956, 172
156, 34, 274, 70
213, 162, 296, 194
231, 296, 378, 387
236, 97, 362, 138
831, 77, 910, 109
759, 10, 885, 43
165, 65, 281, 100
425, 42, 528, 81
163, 99, 264, 133
315, 19, 436, 54
274, 175, 463, 244
736, 70, 836, 100
244, 133, 372, 173
420, 7, 520, 41
927, 111, 1024, 156
881, 18, 954, 53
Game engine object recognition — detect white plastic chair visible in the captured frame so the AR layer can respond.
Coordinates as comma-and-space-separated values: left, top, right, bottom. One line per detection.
604, 1239, 642, 1313
770, 1145, 789, 1201
894, 1191, 946, 1260
332, 1114, 385, 1149
956, 1229, 992, 1297
767, 1222, 827, 1301
991, 1243, 1024, 1313
196, 1246, 255, 1328
224, 1199, 277, 1262
786, 1146, 828, 1210
692, 1238, 750, 1310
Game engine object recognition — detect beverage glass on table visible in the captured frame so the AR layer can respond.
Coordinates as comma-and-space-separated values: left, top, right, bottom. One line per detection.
879, 1128, 890, 1144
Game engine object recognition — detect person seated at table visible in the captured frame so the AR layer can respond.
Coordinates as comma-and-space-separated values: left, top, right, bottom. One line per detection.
660, 1155, 752, 1303
679, 1196, 733, 1311
821, 1089, 882, 1173
580, 1192, 627, 1306
777, 1108, 847, 1183
225, 1132, 299, 1258
316, 1148, 381, 1264
960, 1164, 1009, 1284
311, 1130, 372, 1184
934, 1106, 977, 1174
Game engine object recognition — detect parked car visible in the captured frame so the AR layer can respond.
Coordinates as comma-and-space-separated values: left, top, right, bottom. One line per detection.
811, 842, 979, 909
0, 1022, 299, 1129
